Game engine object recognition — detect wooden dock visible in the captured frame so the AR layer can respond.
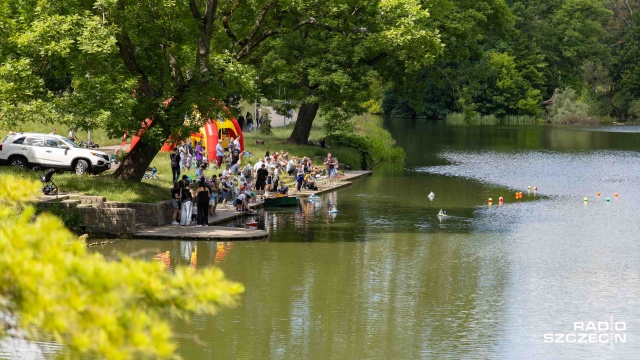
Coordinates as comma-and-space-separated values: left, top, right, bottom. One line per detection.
134, 225, 268, 241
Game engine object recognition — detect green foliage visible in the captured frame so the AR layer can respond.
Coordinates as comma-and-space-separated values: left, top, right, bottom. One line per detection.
0, 166, 172, 203
547, 88, 598, 124
445, 113, 540, 125
254, 0, 442, 142
352, 115, 405, 161
383, 0, 614, 120
0, 173, 243, 359
326, 133, 374, 169
37, 203, 83, 229
260, 110, 272, 135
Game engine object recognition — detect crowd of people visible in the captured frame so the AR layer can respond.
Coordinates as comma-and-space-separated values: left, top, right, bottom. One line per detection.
169, 136, 340, 227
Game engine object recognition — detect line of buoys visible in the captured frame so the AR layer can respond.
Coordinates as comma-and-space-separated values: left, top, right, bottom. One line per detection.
591, 192, 618, 201
487, 187, 536, 207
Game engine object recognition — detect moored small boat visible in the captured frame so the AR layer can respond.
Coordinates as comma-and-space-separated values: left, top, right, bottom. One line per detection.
264, 196, 300, 207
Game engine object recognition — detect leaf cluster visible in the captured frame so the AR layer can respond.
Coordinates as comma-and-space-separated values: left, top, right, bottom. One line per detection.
0, 174, 243, 359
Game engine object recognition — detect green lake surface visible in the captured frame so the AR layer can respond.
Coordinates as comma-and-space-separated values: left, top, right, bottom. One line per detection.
18, 120, 640, 359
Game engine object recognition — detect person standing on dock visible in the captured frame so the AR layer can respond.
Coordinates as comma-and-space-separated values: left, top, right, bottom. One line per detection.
208, 175, 219, 216
296, 165, 304, 192
195, 178, 210, 226
180, 178, 194, 226
220, 175, 231, 208
324, 153, 338, 185
171, 182, 181, 225
255, 163, 269, 199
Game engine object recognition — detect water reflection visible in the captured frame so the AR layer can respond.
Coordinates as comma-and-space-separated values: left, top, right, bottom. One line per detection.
85, 122, 640, 359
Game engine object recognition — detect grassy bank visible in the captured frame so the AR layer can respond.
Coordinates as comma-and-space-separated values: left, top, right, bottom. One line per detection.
3, 113, 402, 203
445, 112, 616, 126
445, 113, 543, 126
0, 166, 170, 203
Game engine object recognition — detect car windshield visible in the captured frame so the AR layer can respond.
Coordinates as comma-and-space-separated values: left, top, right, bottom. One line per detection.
60, 137, 81, 148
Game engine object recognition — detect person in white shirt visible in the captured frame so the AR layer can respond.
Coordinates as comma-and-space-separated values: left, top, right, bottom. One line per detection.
266, 157, 276, 171
286, 157, 296, 175
253, 159, 264, 172
222, 164, 232, 177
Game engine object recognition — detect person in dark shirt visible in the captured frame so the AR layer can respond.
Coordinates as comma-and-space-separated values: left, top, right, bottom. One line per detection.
255, 163, 269, 199
231, 146, 241, 166
171, 182, 181, 225
170, 148, 181, 183
195, 178, 210, 226
246, 112, 254, 131
238, 114, 245, 131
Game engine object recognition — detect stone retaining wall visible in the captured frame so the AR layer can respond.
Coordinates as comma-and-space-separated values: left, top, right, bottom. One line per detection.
37, 196, 174, 236
104, 201, 173, 226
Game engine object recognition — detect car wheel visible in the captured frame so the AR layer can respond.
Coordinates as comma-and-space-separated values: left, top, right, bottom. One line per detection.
9, 157, 28, 168
75, 160, 89, 175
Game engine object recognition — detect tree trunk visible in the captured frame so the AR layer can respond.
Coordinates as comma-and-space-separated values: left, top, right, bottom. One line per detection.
113, 125, 172, 181
287, 102, 319, 144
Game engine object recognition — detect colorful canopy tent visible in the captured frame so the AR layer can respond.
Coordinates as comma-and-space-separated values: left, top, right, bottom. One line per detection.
131, 118, 244, 162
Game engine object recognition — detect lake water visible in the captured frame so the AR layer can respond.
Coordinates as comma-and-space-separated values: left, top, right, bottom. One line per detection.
88, 121, 640, 358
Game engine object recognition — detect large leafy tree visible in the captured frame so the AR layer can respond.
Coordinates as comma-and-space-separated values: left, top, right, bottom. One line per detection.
252, 0, 442, 144
0, 0, 441, 179
382, 0, 519, 118
383, 0, 612, 118
606, 0, 640, 118
0, 173, 243, 358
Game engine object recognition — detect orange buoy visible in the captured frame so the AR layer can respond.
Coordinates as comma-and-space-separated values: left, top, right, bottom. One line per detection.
597, 192, 601, 197
614, 193, 619, 197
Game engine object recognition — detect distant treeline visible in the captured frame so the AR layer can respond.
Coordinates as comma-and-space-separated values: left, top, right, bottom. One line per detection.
382, 0, 640, 123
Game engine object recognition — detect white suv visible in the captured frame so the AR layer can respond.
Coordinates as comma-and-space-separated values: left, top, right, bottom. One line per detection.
0, 132, 111, 175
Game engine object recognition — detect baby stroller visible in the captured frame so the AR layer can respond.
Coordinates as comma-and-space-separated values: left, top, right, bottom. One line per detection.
142, 167, 159, 180
41, 168, 58, 195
